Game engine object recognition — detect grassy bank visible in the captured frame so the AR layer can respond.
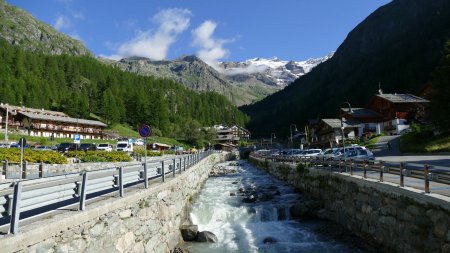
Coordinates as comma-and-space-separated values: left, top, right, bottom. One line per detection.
400, 132, 450, 153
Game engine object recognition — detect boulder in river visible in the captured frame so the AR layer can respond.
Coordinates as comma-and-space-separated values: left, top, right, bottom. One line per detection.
173, 247, 191, 253
197, 231, 218, 243
263, 237, 277, 244
242, 195, 257, 203
180, 225, 199, 241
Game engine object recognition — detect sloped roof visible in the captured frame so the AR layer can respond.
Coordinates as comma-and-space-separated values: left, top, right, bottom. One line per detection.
340, 107, 382, 118
0, 104, 67, 117
376, 93, 429, 103
322, 118, 361, 129
18, 111, 107, 127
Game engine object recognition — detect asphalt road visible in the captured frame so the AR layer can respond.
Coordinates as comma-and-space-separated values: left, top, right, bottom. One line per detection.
376, 155, 450, 167
371, 134, 450, 167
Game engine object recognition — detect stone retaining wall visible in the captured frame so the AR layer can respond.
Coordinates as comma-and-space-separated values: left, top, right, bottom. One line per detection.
0, 152, 230, 253
249, 156, 450, 253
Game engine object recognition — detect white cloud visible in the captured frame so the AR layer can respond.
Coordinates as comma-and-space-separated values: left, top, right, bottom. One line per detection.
222, 65, 269, 76
108, 8, 191, 60
72, 11, 85, 20
192, 20, 229, 70
54, 15, 71, 31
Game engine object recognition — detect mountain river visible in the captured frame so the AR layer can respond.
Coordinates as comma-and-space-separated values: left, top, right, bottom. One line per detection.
182, 160, 372, 253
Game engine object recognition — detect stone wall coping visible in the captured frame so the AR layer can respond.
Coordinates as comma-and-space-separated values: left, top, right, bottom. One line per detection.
0, 153, 224, 253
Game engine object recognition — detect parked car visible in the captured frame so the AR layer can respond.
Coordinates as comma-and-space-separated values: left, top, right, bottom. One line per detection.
0, 142, 10, 148
57, 142, 79, 152
336, 146, 375, 160
317, 148, 340, 160
134, 139, 144, 146
79, 143, 97, 151
33, 145, 54, 151
116, 141, 133, 152
301, 149, 323, 158
97, 143, 113, 152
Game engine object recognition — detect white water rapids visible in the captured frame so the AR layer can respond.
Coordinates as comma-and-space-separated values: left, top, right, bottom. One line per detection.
183, 161, 369, 253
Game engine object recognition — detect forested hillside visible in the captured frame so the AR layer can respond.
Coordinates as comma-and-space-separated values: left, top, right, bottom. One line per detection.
241, 0, 450, 137
0, 39, 248, 136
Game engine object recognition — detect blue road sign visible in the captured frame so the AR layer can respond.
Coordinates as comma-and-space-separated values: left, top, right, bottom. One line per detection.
74, 134, 81, 144
139, 124, 152, 138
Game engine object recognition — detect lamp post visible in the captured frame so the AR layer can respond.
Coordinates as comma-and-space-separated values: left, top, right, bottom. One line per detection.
290, 124, 297, 155
341, 102, 353, 161
270, 133, 276, 148
4, 104, 8, 144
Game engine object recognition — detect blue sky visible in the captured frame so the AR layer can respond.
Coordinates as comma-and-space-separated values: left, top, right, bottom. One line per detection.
7, 0, 391, 64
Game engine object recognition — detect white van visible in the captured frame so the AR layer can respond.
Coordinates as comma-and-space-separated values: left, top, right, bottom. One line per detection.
116, 141, 133, 152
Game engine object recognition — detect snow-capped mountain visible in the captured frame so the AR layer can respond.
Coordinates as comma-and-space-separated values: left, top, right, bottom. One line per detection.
219, 52, 334, 87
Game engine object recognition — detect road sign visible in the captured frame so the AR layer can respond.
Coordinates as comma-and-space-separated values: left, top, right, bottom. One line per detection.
19, 137, 26, 148
139, 124, 152, 138
74, 134, 81, 144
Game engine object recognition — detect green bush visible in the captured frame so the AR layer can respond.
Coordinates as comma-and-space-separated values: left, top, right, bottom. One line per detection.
0, 149, 67, 164
132, 147, 164, 157
65, 151, 132, 162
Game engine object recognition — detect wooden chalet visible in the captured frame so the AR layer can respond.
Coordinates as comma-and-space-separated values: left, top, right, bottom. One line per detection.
338, 107, 383, 136
214, 125, 251, 145
312, 119, 361, 148
0, 104, 107, 139
366, 92, 429, 134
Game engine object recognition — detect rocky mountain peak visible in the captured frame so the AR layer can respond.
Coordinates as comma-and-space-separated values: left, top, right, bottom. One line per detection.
0, 0, 91, 56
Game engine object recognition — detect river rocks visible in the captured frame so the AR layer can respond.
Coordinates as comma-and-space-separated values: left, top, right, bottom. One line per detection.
289, 199, 323, 218
263, 237, 277, 244
197, 231, 218, 243
230, 192, 236, 196
180, 225, 199, 241
290, 202, 309, 218
173, 247, 191, 253
209, 164, 239, 176
242, 195, 257, 203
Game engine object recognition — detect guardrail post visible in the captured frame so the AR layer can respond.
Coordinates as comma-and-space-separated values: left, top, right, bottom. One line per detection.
22, 161, 27, 179
400, 162, 405, 187
379, 161, 384, 182
143, 162, 148, 189
338, 160, 342, 173
161, 161, 165, 182
363, 160, 367, 178
172, 159, 176, 177
424, 165, 430, 194
10, 181, 22, 234
79, 173, 88, 211
119, 167, 124, 197
183, 157, 186, 171
39, 162, 44, 178
349, 159, 353, 175
179, 158, 182, 174
3, 159, 8, 176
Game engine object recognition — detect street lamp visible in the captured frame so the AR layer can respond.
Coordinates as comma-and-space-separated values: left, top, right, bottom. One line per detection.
341, 102, 353, 161
290, 124, 297, 155
270, 133, 276, 148
3, 104, 8, 144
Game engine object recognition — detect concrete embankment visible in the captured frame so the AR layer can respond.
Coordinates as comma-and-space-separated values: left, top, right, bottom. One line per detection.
0, 152, 230, 253
249, 155, 450, 253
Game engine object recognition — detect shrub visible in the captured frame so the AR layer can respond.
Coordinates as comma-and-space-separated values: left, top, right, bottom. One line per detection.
65, 151, 132, 162
0, 149, 67, 164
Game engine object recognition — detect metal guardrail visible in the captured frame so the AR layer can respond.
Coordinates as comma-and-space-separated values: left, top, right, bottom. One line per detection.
251, 153, 450, 195
0, 150, 216, 234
